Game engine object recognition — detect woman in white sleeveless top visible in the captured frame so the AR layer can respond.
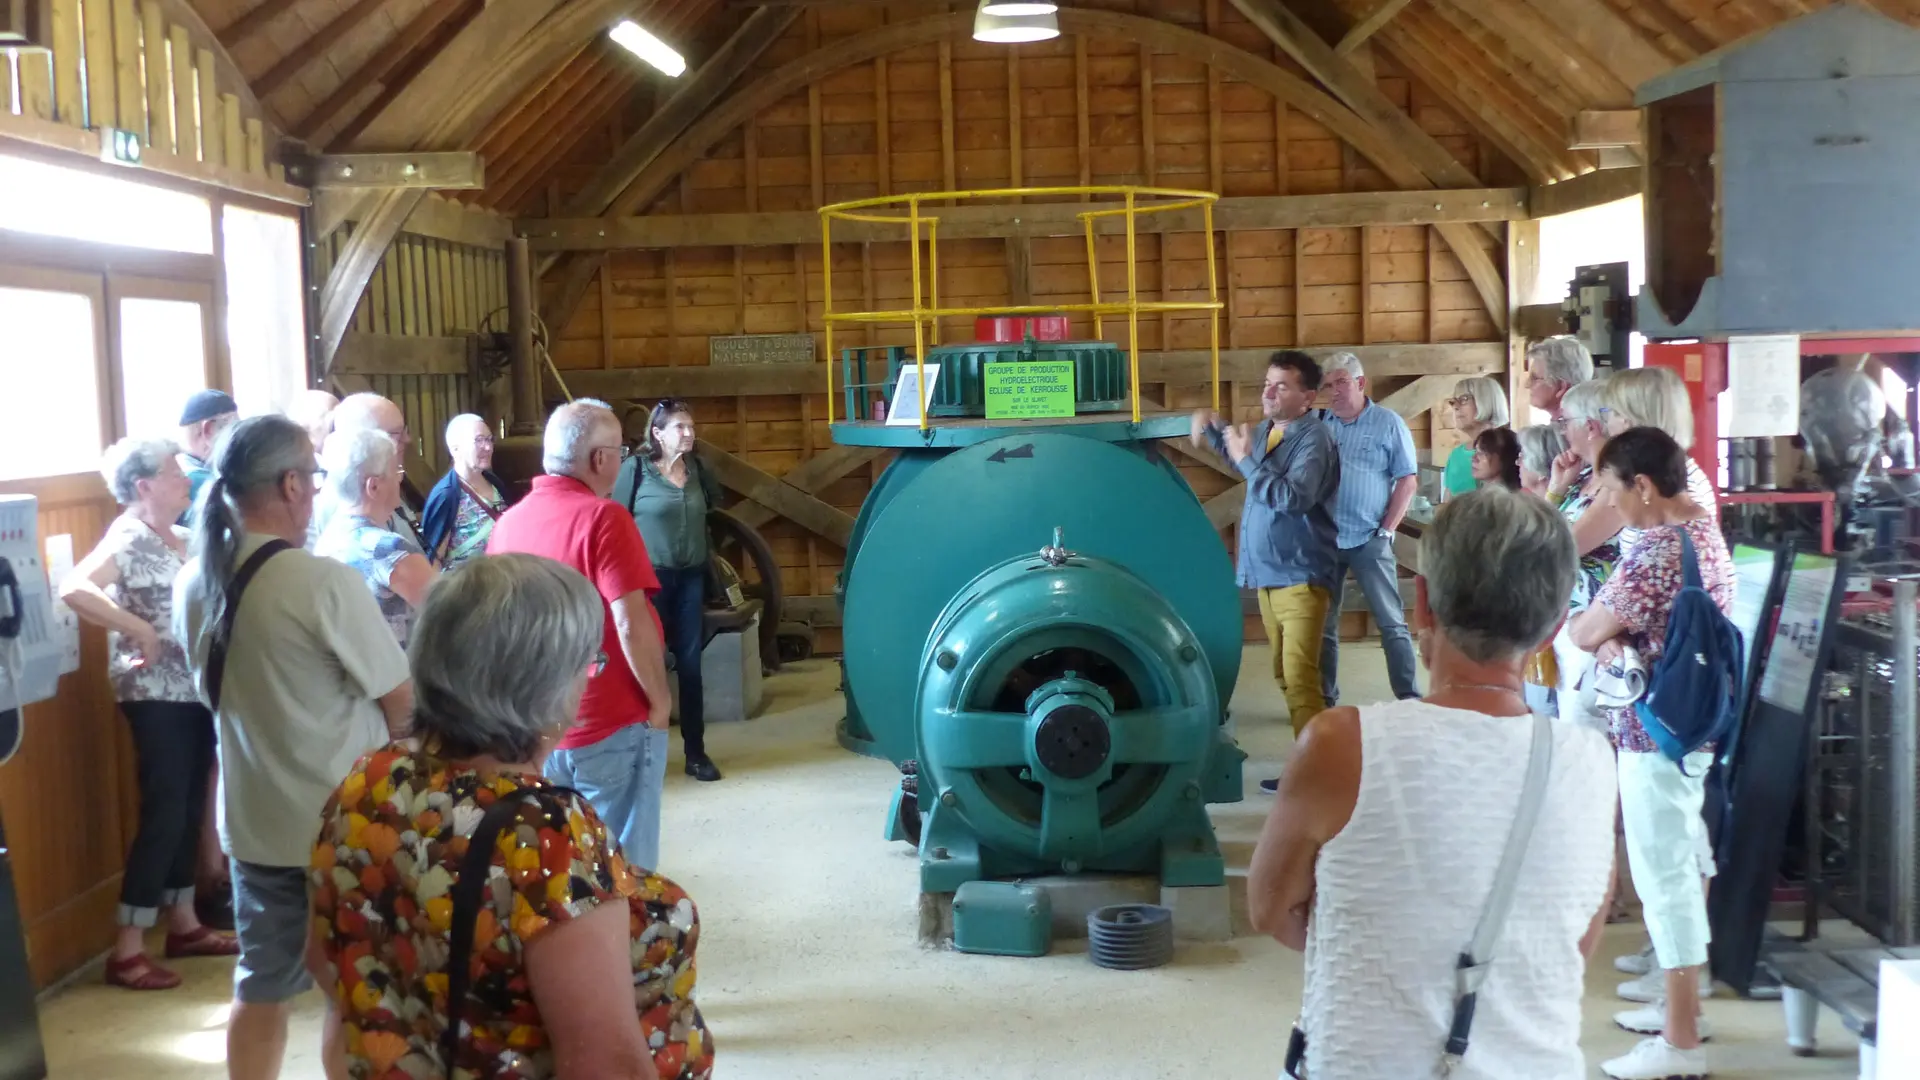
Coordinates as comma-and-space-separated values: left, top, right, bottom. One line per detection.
1249, 487, 1619, 1080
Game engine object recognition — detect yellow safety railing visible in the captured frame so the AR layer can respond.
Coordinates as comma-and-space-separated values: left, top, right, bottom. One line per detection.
819, 185, 1225, 428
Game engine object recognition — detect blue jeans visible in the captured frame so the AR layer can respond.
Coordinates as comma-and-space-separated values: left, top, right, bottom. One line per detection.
544, 723, 670, 871
654, 565, 708, 758
1319, 531, 1421, 705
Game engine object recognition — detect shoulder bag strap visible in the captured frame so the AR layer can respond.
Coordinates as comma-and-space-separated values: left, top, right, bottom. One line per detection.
206, 540, 292, 714
1678, 527, 1703, 590
1441, 711, 1555, 1071
441, 783, 584, 1077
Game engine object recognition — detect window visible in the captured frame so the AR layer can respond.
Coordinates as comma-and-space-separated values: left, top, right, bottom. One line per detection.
117, 296, 211, 440
0, 280, 104, 481
0, 153, 213, 255
222, 206, 308, 416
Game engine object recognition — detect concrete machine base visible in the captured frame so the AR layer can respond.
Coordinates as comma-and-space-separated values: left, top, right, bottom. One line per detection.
918, 874, 1233, 949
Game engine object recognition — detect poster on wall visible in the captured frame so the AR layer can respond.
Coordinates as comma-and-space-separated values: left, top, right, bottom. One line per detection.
1726, 334, 1801, 438
1757, 552, 1838, 712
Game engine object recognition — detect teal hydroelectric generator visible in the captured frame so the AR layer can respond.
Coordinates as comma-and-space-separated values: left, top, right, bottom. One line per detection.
829, 327, 1246, 918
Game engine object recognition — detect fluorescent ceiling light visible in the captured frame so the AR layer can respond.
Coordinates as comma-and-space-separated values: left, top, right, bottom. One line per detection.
980, 1, 1058, 13
974, 8, 1060, 43
610, 20, 686, 76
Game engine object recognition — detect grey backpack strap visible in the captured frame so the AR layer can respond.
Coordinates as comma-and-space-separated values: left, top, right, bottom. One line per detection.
1442, 711, 1555, 1071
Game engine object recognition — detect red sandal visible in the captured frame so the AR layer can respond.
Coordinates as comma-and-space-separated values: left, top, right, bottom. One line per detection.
165, 926, 242, 959
105, 954, 182, 991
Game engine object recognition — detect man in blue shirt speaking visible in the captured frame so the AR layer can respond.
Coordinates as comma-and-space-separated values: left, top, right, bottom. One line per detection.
1317, 352, 1421, 705
1192, 350, 1341, 749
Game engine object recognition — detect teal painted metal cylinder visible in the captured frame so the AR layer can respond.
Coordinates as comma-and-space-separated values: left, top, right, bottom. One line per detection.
831, 427, 1246, 890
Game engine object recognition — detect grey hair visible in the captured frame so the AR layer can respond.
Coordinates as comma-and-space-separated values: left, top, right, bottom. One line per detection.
1526, 336, 1595, 390
1516, 424, 1567, 478
444, 412, 486, 449
181, 415, 315, 656
542, 398, 617, 476
1453, 376, 1510, 427
407, 553, 604, 762
101, 436, 180, 505
1558, 375, 1612, 424
1322, 351, 1364, 380
1603, 365, 1695, 450
320, 428, 398, 504
1421, 486, 1578, 662
330, 392, 391, 436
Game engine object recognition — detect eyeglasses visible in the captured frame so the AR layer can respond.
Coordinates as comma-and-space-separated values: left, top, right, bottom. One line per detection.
1447, 395, 1475, 408
592, 443, 633, 461
587, 651, 608, 678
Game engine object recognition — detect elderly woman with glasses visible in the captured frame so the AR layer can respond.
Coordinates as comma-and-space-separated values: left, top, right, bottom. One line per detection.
59, 437, 240, 990
310, 554, 711, 1080
420, 413, 514, 572
612, 399, 727, 782
1441, 376, 1510, 500
1541, 377, 1628, 737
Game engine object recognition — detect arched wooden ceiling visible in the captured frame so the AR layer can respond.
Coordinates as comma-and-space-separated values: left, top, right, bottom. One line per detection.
195, 0, 1920, 205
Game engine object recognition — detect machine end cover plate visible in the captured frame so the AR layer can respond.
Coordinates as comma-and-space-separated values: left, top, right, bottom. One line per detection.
1034, 704, 1111, 780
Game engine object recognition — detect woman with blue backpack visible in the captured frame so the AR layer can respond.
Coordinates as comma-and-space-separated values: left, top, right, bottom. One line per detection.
1569, 427, 1740, 1080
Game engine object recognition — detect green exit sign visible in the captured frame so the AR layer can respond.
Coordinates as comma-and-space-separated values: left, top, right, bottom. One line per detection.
98, 127, 142, 167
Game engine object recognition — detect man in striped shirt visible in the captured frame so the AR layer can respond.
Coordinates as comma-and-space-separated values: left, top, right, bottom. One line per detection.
1317, 352, 1422, 705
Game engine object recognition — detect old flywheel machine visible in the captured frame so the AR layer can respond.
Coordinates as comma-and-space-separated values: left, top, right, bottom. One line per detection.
819, 187, 1245, 935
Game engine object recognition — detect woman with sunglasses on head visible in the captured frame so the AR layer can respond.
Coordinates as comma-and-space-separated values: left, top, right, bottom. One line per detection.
613, 400, 727, 782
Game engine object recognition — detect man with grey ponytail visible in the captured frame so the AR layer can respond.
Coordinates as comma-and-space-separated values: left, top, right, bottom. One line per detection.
172, 414, 413, 1080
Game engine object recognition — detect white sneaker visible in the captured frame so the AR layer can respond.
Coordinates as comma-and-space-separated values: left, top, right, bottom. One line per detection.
1600, 1035, 1710, 1079
1614, 1002, 1714, 1041
1618, 967, 1715, 1003
1615, 941, 1657, 975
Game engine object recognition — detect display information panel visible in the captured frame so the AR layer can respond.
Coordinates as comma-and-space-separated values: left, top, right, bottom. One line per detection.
984, 361, 1076, 420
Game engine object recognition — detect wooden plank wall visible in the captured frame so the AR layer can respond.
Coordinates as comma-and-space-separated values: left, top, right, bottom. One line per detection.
312, 222, 510, 484
531, 10, 1514, 651
2, 0, 278, 184
0, 478, 136, 988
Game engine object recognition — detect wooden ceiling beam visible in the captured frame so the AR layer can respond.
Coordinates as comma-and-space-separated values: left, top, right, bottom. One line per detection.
488, 66, 638, 212
1516, 0, 1673, 90
252, 0, 391, 98
1417, 0, 1588, 124
295, 0, 475, 144
1395, 5, 1587, 177
217, 0, 303, 48
1335, 0, 1416, 54
569, 6, 798, 218
1378, 27, 1568, 182
1625, 0, 1719, 59
316, 0, 643, 380
474, 49, 612, 178
325, 0, 488, 149
1570, 109, 1643, 149
594, 6, 1509, 333
517, 188, 1528, 249
1436, 0, 1632, 110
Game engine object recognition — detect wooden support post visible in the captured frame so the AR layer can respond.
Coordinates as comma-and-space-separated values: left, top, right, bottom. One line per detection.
81, 0, 113, 131
110, 0, 139, 133
1138, 45, 1155, 185
1506, 220, 1540, 421
1205, 0, 1222, 194
52, 0, 81, 127
1074, 34, 1090, 187
171, 24, 195, 158
938, 41, 956, 197
506, 237, 540, 434
197, 49, 221, 166
1006, 235, 1031, 306
1007, 53, 1022, 189
807, 12, 823, 209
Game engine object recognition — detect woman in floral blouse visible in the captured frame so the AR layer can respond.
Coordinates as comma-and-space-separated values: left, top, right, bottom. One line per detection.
59, 437, 239, 990
311, 553, 710, 1080
1568, 427, 1735, 1079
315, 428, 435, 646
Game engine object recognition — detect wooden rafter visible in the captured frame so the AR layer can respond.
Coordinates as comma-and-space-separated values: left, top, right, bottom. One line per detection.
1368, 18, 1570, 183
695, 439, 856, 547
1335, 0, 1416, 54
726, 445, 882, 533
315, 0, 645, 380
325, 0, 486, 149
588, 7, 1509, 334
1395, 4, 1589, 177
217, 0, 302, 48
1516, 0, 1673, 91
1439, 0, 1632, 110
252, 0, 389, 98
295, 0, 475, 144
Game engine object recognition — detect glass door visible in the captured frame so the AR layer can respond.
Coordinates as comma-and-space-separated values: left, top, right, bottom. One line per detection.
107, 277, 217, 443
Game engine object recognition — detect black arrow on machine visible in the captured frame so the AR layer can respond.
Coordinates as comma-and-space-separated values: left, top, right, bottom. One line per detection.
987, 444, 1036, 464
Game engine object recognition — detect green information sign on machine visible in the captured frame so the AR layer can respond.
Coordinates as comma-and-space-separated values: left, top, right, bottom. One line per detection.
983, 361, 1077, 420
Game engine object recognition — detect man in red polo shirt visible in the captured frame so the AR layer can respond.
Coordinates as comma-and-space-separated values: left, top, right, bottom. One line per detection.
487, 398, 674, 868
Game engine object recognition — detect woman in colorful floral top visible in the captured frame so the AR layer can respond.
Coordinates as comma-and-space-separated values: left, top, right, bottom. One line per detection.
315, 429, 435, 646
1568, 427, 1734, 1080
310, 553, 710, 1080
58, 438, 239, 990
